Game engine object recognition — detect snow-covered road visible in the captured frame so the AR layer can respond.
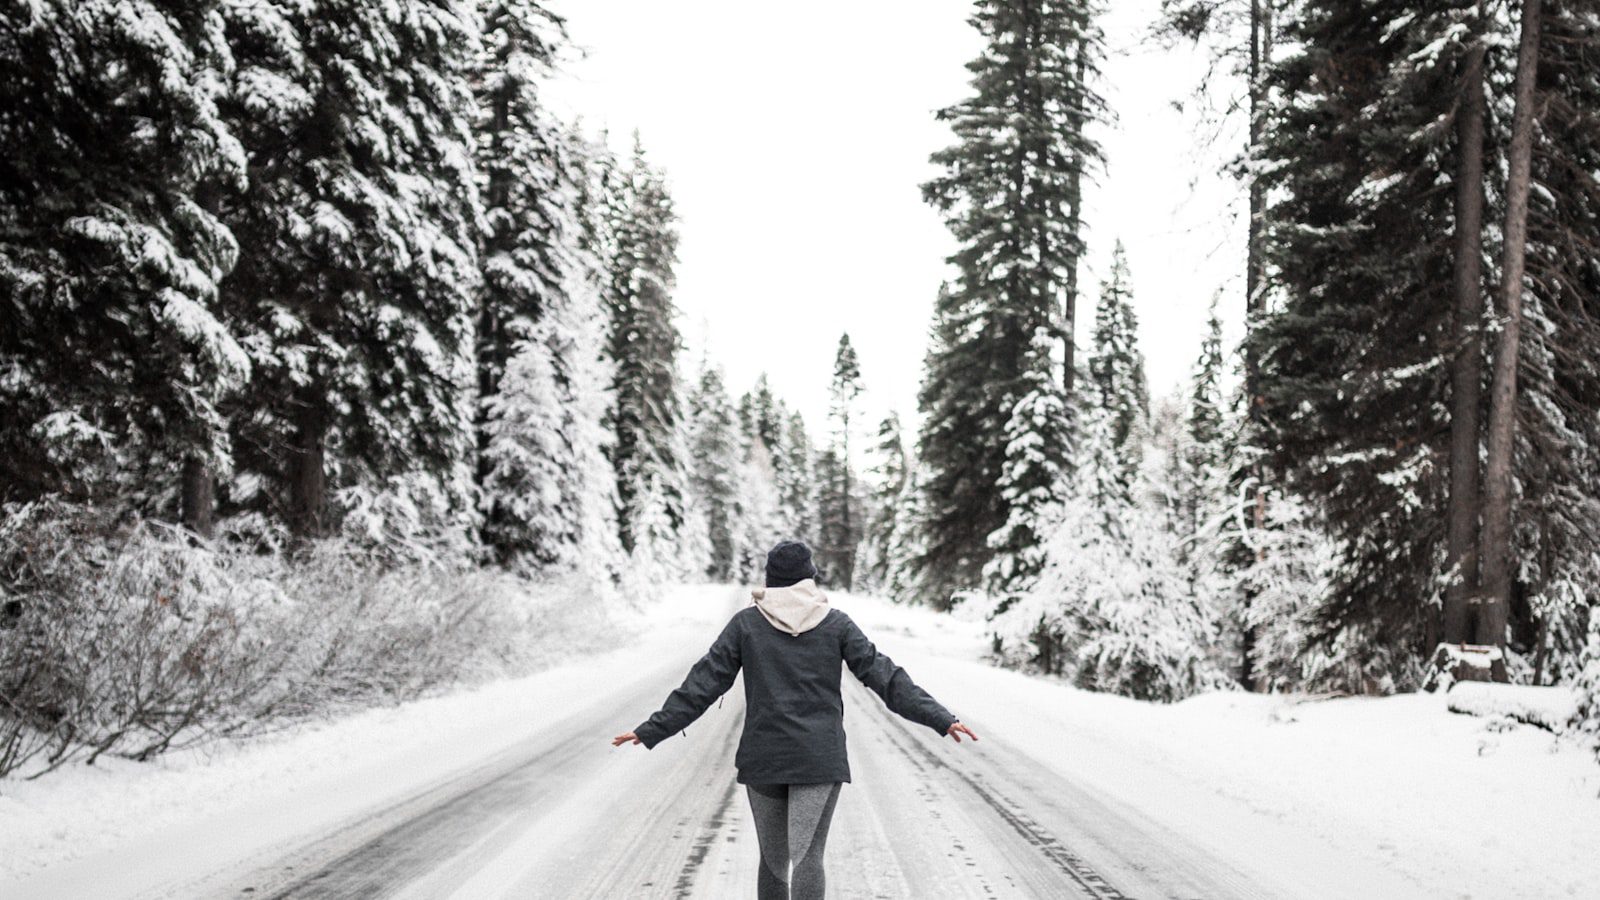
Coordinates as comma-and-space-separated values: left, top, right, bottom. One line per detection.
111, 643, 1251, 898
6, 584, 1599, 899
6, 586, 1257, 899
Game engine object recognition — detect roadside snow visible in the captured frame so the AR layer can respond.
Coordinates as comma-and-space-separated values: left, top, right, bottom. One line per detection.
9, 583, 1598, 900
0, 583, 735, 890
1447, 681, 1581, 732
833, 590, 1600, 900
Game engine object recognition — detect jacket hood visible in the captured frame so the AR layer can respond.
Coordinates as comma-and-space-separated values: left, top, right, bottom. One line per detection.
750, 579, 830, 636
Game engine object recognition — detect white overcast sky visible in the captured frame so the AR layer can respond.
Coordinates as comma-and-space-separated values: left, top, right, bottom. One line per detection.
547, 0, 1248, 436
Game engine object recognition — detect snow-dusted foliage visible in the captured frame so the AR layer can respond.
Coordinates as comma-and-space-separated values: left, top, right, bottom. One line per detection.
817, 335, 865, 588
983, 327, 1074, 597
1086, 244, 1148, 484
1578, 609, 1600, 758
776, 410, 820, 545
914, 0, 1105, 604
859, 413, 918, 598
685, 363, 744, 580
0, 499, 616, 779
1, 0, 248, 508
983, 253, 1226, 702
988, 399, 1227, 702
598, 137, 689, 572
733, 437, 786, 583
218, 0, 484, 540
472, 3, 623, 586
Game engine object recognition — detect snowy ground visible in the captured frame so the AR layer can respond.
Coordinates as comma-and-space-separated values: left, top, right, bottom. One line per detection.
0, 584, 734, 893
845, 593, 1600, 899
3, 584, 1598, 899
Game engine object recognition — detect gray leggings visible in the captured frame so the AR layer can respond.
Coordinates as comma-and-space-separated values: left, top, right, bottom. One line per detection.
744, 782, 843, 900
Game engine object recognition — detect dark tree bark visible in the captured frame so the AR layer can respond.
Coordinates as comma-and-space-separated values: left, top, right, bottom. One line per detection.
1477, 0, 1543, 653
1239, 0, 1274, 691
1442, 3, 1489, 647
180, 457, 216, 540
288, 403, 328, 539
1062, 50, 1087, 397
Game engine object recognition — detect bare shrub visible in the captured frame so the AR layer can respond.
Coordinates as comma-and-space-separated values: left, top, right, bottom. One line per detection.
0, 500, 613, 779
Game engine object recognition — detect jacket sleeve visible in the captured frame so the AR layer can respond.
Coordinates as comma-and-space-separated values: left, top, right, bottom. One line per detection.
840, 613, 958, 737
633, 613, 743, 749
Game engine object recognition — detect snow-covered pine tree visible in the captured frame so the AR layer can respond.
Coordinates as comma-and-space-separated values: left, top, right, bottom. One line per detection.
218, 0, 482, 544
1188, 298, 1227, 492
985, 278, 1224, 699
813, 448, 851, 588
816, 334, 863, 587
0, 1, 247, 531
734, 432, 786, 583
915, 0, 1105, 606
602, 135, 686, 563
1248, 0, 1478, 683
1578, 608, 1600, 759
1086, 243, 1148, 490
859, 413, 913, 596
743, 374, 785, 453
685, 362, 743, 580
472, 0, 587, 567
1179, 306, 1260, 683
982, 327, 1074, 600
1511, 0, 1600, 683
775, 410, 818, 545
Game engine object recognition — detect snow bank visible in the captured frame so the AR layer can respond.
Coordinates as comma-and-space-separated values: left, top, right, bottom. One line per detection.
833, 590, 1600, 900
0, 583, 735, 889
1447, 682, 1581, 732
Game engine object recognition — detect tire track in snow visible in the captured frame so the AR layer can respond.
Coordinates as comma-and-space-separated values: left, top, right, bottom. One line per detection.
870, 708, 1130, 899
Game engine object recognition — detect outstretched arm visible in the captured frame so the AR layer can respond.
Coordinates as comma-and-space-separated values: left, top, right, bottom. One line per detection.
621, 614, 743, 749
841, 613, 969, 740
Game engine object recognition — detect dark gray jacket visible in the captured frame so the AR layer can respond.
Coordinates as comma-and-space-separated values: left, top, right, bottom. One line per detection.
633, 605, 957, 784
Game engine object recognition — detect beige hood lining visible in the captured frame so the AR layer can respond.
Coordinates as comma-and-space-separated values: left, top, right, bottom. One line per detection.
750, 579, 831, 636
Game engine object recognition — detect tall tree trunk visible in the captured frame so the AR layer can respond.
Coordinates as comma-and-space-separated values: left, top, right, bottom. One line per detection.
1063, 49, 1087, 397
289, 402, 328, 539
180, 456, 216, 540
1477, 0, 1543, 652
1239, 0, 1274, 692
841, 415, 853, 590
1442, 3, 1489, 647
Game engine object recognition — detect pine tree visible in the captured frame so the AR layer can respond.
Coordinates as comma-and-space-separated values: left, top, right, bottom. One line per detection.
602, 135, 686, 561
1086, 243, 1148, 490
1441, 0, 1491, 650
1247, 0, 1476, 681
1477, 0, 1544, 653
1577, 608, 1600, 759
817, 334, 863, 587
1509, 0, 1600, 681
735, 432, 786, 582
860, 413, 913, 595
741, 373, 784, 452
983, 327, 1074, 598
686, 363, 742, 580
814, 448, 851, 587
775, 410, 817, 544
218, 0, 482, 541
915, 0, 1104, 606
473, 0, 586, 567
0, 0, 247, 530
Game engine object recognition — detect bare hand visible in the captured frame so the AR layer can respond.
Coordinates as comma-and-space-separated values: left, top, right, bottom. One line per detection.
947, 721, 979, 743
612, 731, 641, 747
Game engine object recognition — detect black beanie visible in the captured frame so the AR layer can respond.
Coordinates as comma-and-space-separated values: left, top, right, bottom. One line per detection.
765, 540, 818, 588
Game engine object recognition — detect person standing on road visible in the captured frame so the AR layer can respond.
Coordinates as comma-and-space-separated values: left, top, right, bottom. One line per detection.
611, 539, 978, 900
